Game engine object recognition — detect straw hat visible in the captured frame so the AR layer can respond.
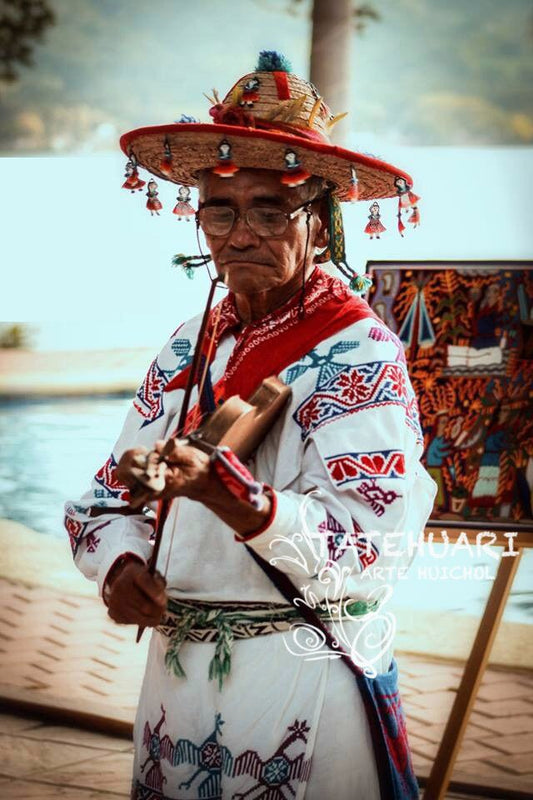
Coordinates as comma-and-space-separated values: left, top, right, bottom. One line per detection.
119, 51, 416, 205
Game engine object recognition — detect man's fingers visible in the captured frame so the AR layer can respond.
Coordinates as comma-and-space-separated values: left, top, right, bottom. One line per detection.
133, 568, 168, 605
107, 607, 163, 627
105, 561, 167, 627
116, 447, 149, 485
153, 570, 167, 589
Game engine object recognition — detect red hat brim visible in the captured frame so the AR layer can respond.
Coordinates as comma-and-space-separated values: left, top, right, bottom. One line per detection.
120, 123, 412, 202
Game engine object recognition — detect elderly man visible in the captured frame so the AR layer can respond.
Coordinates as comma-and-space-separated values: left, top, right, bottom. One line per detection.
65, 52, 435, 800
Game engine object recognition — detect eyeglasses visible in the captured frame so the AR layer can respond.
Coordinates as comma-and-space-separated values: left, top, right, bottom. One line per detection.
196, 200, 313, 238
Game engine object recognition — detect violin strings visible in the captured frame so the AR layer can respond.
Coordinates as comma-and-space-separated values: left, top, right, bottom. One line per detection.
162, 497, 180, 581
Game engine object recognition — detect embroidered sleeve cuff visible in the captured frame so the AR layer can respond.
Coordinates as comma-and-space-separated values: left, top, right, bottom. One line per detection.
234, 489, 301, 557
234, 486, 277, 542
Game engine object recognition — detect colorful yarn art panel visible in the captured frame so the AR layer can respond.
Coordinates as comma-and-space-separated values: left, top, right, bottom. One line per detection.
367, 262, 533, 523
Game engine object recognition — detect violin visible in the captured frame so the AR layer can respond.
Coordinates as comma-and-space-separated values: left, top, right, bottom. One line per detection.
126, 375, 291, 509
123, 374, 291, 643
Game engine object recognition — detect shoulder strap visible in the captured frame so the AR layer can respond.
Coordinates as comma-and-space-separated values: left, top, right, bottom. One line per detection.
245, 544, 399, 800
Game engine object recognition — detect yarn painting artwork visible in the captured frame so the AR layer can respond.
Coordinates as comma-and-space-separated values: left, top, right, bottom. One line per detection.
367, 262, 533, 523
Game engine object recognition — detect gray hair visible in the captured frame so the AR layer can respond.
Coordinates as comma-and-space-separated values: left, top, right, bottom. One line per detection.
291, 175, 330, 205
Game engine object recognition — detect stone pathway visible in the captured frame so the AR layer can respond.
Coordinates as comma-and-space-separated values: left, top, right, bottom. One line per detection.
0, 711, 133, 797
1, 577, 532, 798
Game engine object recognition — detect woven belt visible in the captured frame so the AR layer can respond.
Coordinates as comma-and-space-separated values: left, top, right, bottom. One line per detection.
157, 595, 379, 689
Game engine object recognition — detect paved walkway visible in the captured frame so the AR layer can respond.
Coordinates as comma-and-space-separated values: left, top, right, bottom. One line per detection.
0, 711, 133, 798
1, 577, 532, 798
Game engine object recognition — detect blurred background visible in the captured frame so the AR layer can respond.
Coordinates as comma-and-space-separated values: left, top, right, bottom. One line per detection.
1, 0, 532, 665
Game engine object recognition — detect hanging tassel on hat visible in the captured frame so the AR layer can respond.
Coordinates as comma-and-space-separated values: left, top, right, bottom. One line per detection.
172, 186, 196, 221
408, 205, 420, 228
346, 167, 359, 202
394, 176, 421, 235
146, 179, 163, 216
364, 202, 386, 240
397, 208, 406, 237
325, 194, 372, 295
212, 138, 239, 178
280, 149, 311, 187
159, 139, 173, 177
171, 253, 212, 280
121, 156, 146, 193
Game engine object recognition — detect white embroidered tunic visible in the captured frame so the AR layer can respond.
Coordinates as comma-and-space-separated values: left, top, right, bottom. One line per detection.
65, 272, 436, 800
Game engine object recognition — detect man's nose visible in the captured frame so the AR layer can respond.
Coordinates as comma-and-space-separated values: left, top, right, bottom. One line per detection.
227, 212, 261, 249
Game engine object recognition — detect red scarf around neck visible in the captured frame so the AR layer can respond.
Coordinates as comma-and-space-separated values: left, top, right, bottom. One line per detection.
164, 267, 378, 427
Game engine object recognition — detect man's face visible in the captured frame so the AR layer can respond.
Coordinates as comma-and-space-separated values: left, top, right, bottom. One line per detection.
198, 169, 326, 297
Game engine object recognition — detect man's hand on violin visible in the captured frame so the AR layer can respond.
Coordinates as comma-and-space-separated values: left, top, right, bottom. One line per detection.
116, 440, 215, 505
116, 439, 273, 537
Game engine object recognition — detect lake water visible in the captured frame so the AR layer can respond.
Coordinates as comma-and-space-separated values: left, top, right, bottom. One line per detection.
0, 395, 531, 624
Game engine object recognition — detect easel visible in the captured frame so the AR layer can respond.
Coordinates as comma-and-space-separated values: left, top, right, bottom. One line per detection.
420, 521, 533, 799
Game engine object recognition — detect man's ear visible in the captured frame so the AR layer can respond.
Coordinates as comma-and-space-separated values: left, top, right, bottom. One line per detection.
314, 198, 330, 249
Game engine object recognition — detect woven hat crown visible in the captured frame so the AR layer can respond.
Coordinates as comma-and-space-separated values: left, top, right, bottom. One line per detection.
208, 51, 344, 143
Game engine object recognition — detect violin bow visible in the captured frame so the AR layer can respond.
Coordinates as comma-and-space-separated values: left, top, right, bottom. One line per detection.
136, 274, 221, 643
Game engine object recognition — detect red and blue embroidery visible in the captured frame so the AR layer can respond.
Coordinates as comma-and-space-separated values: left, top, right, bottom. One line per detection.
231, 718, 312, 798
64, 515, 88, 555
318, 510, 352, 565
356, 534, 380, 570
170, 337, 193, 368
94, 454, 130, 501
134, 358, 176, 428
85, 530, 101, 552
64, 515, 111, 556
326, 449, 406, 486
293, 361, 410, 441
173, 712, 233, 795
351, 516, 381, 571
133, 713, 312, 800
317, 511, 380, 571
368, 324, 406, 364
140, 705, 174, 794
358, 479, 401, 517
284, 340, 360, 387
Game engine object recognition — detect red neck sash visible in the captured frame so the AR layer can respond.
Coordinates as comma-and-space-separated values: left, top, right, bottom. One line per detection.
164, 267, 378, 431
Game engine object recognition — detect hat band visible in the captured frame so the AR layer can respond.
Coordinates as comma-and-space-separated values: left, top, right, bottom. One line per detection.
209, 102, 330, 145
254, 117, 330, 144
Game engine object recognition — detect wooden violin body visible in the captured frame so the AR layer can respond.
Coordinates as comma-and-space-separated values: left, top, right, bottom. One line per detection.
127, 376, 291, 508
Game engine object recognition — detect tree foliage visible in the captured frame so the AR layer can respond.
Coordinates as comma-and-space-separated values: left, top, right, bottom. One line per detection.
0, 0, 55, 82
0, 323, 33, 348
290, 0, 380, 33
